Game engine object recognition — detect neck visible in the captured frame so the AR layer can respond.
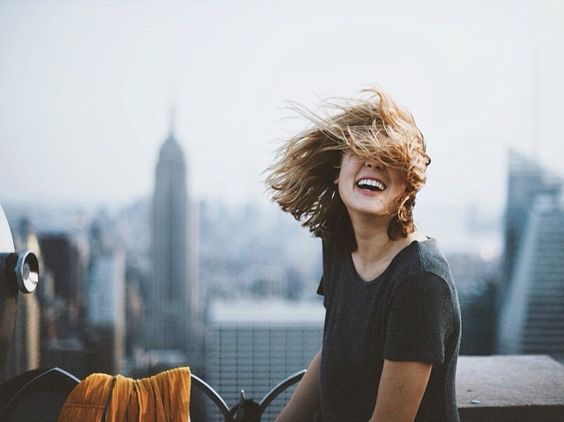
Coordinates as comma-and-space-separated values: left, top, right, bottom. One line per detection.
349, 212, 422, 265
350, 213, 395, 262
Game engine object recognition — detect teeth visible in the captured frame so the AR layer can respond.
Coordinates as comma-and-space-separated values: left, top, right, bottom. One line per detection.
357, 178, 386, 191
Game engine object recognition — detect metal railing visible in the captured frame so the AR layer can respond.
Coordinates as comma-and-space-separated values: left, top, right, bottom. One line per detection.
192, 370, 306, 421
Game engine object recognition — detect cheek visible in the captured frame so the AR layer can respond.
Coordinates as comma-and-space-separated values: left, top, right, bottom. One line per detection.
390, 187, 407, 207
394, 182, 407, 196
335, 160, 352, 185
389, 170, 407, 193
337, 173, 355, 205
388, 177, 408, 207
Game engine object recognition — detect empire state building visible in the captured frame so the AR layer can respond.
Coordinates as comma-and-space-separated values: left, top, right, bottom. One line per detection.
148, 116, 199, 358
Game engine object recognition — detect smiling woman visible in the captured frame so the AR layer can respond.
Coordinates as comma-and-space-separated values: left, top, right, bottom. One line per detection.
266, 86, 461, 422
266, 87, 431, 250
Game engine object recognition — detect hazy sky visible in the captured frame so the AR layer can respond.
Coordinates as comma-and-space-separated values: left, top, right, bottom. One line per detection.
1, 0, 563, 215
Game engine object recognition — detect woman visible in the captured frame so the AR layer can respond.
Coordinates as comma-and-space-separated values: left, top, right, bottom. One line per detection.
266, 87, 461, 422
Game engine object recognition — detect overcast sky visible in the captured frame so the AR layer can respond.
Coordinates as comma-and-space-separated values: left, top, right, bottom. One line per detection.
1, 0, 563, 216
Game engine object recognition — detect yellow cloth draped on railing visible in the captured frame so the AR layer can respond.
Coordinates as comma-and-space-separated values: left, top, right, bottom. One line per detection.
57, 367, 191, 422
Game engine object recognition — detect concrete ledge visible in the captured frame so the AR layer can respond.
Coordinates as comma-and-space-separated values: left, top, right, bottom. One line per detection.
457, 355, 564, 422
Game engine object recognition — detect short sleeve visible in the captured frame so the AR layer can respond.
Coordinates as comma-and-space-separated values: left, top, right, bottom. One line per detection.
384, 272, 454, 363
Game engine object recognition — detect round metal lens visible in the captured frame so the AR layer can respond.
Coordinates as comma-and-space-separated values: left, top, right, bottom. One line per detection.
15, 251, 39, 293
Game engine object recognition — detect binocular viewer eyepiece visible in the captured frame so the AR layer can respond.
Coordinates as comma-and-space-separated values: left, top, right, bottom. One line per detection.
1, 205, 40, 371
2, 251, 39, 294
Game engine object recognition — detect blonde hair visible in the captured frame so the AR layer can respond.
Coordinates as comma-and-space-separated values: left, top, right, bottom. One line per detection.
266, 87, 430, 251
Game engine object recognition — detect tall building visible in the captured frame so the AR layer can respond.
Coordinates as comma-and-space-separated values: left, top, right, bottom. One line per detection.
38, 233, 85, 337
497, 150, 564, 358
498, 197, 564, 357
38, 232, 90, 377
148, 114, 200, 366
500, 150, 560, 298
206, 299, 323, 420
87, 249, 126, 373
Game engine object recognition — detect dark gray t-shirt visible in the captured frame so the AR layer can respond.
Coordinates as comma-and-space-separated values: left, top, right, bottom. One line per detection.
317, 238, 461, 422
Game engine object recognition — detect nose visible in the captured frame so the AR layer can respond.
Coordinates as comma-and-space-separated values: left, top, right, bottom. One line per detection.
365, 160, 383, 170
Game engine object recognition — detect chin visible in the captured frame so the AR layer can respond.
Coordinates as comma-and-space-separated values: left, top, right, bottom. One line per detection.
348, 206, 390, 220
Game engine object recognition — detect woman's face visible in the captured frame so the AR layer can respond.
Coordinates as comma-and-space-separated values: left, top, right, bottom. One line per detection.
336, 150, 407, 221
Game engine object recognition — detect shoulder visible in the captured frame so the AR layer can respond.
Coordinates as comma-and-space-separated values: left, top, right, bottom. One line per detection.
393, 239, 454, 284
391, 271, 453, 306
389, 238, 458, 303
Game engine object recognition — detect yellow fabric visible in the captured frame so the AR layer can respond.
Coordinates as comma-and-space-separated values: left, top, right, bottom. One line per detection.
57, 367, 191, 422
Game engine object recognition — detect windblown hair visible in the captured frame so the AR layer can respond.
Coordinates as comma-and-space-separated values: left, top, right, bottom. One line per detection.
265, 87, 431, 251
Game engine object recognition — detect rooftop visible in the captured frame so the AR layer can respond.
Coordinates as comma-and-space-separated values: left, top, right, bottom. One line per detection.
209, 299, 324, 324
457, 355, 564, 421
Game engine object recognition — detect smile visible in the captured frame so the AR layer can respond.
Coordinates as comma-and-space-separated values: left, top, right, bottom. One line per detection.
356, 178, 387, 192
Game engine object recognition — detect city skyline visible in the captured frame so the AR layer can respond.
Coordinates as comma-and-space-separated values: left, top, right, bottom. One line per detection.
2, 1, 564, 218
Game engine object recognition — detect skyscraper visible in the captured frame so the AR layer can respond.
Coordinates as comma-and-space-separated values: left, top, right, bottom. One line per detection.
497, 150, 564, 358
38, 233, 85, 336
87, 248, 126, 373
148, 113, 200, 366
500, 150, 560, 297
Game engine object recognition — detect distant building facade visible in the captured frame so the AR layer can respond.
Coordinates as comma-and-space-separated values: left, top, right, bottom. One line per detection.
497, 150, 564, 359
206, 299, 323, 420
500, 150, 561, 297
148, 121, 201, 367
38, 233, 85, 338
86, 249, 126, 373
38, 232, 90, 377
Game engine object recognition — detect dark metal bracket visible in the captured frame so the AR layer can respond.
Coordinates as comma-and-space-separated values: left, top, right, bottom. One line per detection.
193, 369, 307, 421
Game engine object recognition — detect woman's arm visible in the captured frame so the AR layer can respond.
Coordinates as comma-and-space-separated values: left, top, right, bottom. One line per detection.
368, 359, 432, 422
276, 349, 321, 422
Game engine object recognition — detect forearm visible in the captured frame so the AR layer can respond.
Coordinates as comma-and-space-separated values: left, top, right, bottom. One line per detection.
368, 359, 432, 422
276, 349, 321, 422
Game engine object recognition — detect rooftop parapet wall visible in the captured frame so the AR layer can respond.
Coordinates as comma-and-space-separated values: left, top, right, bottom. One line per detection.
457, 355, 564, 422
